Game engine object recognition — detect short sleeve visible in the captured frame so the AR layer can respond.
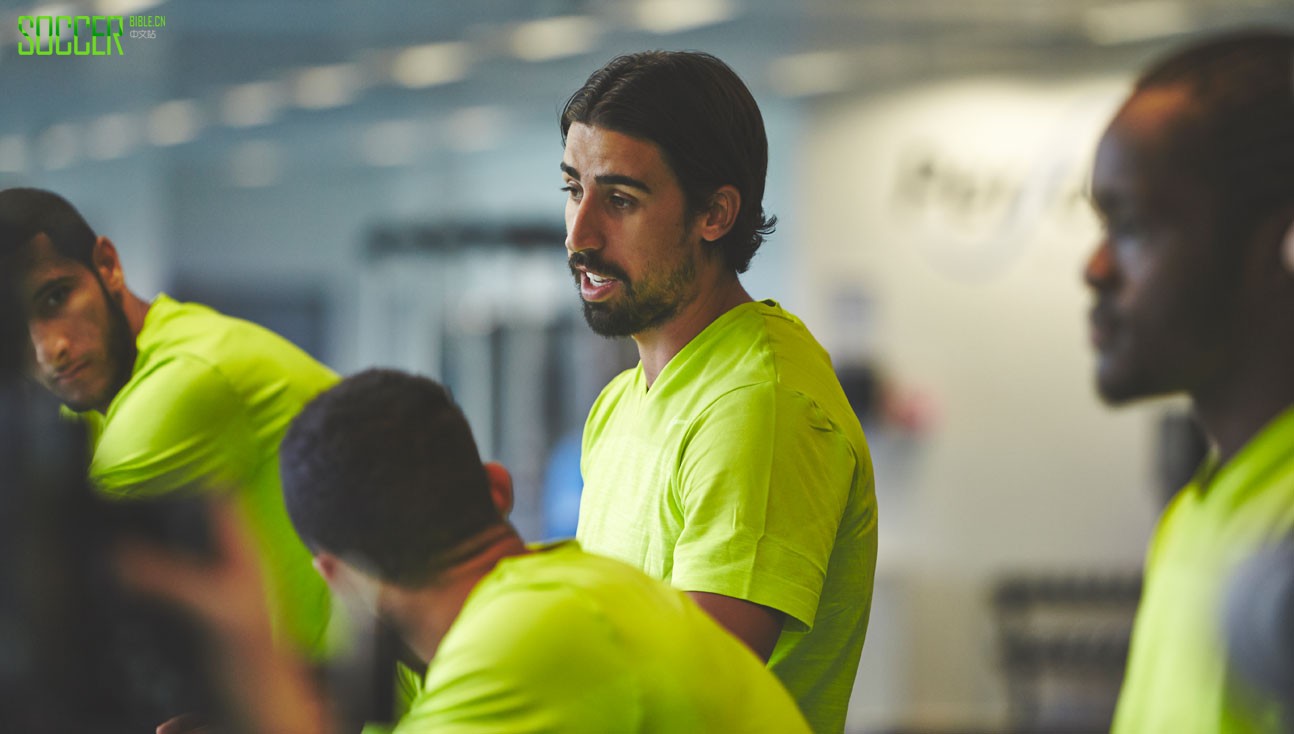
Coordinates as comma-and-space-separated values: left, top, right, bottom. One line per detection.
671, 383, 856, 631
394, 587, 639, 734
90, 356, 257, 497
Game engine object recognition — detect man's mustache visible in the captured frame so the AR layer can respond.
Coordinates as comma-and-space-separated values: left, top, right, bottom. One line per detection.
568, 251, 630, 283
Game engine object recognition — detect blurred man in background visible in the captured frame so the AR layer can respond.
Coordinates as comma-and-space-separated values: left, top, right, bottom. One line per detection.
560, 50, 878, 733
0, 187, 335, 657
125, 368, 814, 733
1083, 31, 1294, 732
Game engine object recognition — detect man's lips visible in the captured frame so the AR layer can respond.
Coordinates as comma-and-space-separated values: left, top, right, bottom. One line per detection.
53, 360, 88, 383
1088, 309, 1117, 350
579, 269, 621, 301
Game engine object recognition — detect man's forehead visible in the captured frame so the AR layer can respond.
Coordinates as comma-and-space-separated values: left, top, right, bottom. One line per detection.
16, 235, 86, 289
562, 123, 669, 178
1095, 90, 1203, 191
1103, 86, 1201, 171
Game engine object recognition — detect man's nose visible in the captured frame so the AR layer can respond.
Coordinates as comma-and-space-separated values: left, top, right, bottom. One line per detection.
565, 197, 603, 255
30, 324, 70, 368
1083, 238, 1116, 290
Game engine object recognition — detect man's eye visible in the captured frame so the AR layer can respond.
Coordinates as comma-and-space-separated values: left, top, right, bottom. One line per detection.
561, 184, 582, 200
43, 286, 70, 310
609, 193, 633, 209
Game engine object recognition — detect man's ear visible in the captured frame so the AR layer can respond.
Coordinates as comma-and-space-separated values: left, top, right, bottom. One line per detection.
483, 462, 514, 518
315, 552, 385, 617
91, 237, 126, 297
697, 185, 741, 244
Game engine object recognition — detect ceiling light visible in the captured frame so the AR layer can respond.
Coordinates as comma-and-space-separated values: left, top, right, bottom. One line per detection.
769, 51, 853, 98
86, 113, 139, 160
0, 135, 28, 174
1083, 1, 1193, 45
509, 16, 600, 62
39, 123, 79, 170
294, 63, 362, 110
148, 99, 202, 146
392, 42, 471, 88
222, 81, 283, 127
633, 0, 735, 34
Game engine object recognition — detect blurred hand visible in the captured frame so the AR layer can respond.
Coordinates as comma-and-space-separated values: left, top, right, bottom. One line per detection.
155, 712, 214, 734
117, 498, 274, 648
117, 499, 331, 734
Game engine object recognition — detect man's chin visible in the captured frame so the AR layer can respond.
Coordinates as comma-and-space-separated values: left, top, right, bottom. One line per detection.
44, 377, 115, 413
56, 393, 101, 413
581, 303, 636, 339
1095, 367, 1174, 407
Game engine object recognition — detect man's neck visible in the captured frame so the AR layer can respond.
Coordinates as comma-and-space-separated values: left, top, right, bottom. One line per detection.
385, 526, 530, 663
634, 275, 753, 387
1191, 335, 1294, 465
122, 289, 151, 339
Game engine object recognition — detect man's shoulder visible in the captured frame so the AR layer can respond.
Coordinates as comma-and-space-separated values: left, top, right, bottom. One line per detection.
691, 301, 831, 386
138, 298, 336, 390
145, 298, 307, 357
434, 551, 644, 681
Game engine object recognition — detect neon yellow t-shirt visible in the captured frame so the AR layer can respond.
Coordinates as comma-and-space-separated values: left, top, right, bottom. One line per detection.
1113, 406, 1294, 733
77, 294, 337, 656
577, 299, 878, 734
394, 542, 810, 733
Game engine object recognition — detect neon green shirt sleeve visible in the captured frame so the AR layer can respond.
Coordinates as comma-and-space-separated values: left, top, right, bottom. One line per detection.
672, 383, 855, 630
90, 355, 256, 496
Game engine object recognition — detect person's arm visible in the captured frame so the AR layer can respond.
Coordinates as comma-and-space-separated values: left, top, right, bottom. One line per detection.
672, 385, 856, 648
686, 591, 784, 661
91, 358, 257, 497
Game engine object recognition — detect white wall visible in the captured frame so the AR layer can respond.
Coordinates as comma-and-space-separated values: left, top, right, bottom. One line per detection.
800, 76, 1167, 730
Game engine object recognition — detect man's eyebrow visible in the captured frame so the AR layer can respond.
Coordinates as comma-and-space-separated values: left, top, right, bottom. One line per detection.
595, 174, 651, 194
30, 275, 72, 304
559, 163, 652, 194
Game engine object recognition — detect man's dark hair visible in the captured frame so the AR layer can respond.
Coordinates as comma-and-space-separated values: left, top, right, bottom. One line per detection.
561, 50, 776, 273
1134, 30, 1294, 246
0, 188, 98, 270
279, 369, 501, 587
0, 219, 24, 378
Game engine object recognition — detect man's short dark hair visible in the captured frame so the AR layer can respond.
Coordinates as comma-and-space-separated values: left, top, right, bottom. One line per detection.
0, 220, 25, 377
1134, 30, 1294, 246
561, 50, 776, 274
279, 369, 501, 587
0, 188, 98, 270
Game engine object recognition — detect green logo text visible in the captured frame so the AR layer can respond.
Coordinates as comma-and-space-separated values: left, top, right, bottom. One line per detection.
17, 15, 125, 56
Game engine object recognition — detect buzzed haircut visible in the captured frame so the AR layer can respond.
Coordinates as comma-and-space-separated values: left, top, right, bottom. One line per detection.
279, 369, 501, 587
561, 50, 776, 274
0, 188, 98, 271
1134, 30, 1294, 245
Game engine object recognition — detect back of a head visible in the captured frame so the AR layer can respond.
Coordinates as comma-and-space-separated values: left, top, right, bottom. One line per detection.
0, 219, 25, 379
279, 369, 499, 587
0, 188, 98, 270
561, 50, 776, 273
1133, 30, 1294, 245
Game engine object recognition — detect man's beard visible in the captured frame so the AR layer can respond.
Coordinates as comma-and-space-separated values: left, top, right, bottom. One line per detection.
63, 280, 137, 413
569, 249, 699, 338
103, 289, 137, 403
